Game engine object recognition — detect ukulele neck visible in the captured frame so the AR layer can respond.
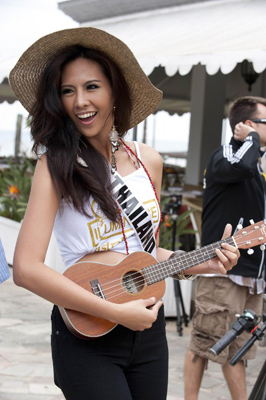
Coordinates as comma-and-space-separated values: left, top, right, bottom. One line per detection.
143, 237, 235, 285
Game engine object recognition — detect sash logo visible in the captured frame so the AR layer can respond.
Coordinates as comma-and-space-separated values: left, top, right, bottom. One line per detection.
87, 200, 132, 251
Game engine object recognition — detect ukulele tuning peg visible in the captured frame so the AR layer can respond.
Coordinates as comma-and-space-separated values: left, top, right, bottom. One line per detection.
249, 219, 255, 225
247, 249, 254, 255
237, 224, 243, 230
260, 244, 266, 251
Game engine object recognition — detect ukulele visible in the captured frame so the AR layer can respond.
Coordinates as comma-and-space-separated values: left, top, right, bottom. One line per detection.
59, 220, 266, 339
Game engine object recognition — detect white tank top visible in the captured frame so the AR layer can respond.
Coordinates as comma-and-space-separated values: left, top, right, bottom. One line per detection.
53, 142, 160, 273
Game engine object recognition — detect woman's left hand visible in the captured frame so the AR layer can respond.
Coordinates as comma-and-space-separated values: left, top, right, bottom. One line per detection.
207, 223, 240, 274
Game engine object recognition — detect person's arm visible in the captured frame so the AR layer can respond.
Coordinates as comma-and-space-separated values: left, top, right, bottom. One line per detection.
13, 155, 162, 332
234, 122, 255, 142
156, 223, 239, 276
0, 239, 11, 283
212, 124, 261, 183
139, 144, 240, 275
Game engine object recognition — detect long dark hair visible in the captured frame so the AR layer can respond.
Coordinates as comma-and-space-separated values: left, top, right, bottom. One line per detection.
30, 45, 132, 221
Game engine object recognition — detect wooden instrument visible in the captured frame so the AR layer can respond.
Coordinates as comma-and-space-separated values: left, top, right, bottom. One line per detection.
59, 220, 266, 339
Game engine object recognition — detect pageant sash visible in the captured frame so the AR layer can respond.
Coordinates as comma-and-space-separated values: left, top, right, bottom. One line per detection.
111, 172, 156, 255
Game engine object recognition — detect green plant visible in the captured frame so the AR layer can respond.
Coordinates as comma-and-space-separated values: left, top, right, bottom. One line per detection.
0, 157, 35, 222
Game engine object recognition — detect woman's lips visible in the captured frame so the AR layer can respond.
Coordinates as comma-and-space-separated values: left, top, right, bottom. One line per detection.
77, 111, 97, 125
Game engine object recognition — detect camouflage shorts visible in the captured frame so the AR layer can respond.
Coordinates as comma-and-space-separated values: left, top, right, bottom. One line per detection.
189, 276, 264, 365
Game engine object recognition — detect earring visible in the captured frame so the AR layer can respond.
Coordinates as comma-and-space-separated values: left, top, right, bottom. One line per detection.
76, 154, 88, 167
109, 125, 120, 174
76, 140, 88, 167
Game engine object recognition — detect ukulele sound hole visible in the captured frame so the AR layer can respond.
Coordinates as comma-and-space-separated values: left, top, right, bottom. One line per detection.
123, 270, 145, 294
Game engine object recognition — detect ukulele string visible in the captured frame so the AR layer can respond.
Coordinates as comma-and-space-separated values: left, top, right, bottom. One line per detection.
92, 236, 262, 299
95, 237, 225, 292
92, 234, 263, 301
92, 256, 206, 300
91, 246, 207, 297
95, 233, 255, 295
233, 235, 264, 247
94, 236, 229, 295
91, 262, 182, 300
96, 251, 219, 300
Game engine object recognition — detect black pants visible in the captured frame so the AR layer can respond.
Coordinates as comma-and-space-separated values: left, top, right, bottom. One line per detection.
51, 305, 169, 400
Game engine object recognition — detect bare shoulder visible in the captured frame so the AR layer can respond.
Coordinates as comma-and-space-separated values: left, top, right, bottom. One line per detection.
33, 155, 56, 188
30, 154, 59, 204
34, 153, 49, 174
137, 142, 162, 161
122, 140, 162, 170
126, 142, 163, 168
137, 142, 163, 172
131, 142, 163, 192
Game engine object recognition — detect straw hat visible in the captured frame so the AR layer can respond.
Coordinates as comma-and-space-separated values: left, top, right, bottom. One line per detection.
9, 27, 162, 130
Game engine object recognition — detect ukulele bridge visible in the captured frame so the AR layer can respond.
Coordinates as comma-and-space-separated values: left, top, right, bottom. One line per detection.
91, 279, 106, 300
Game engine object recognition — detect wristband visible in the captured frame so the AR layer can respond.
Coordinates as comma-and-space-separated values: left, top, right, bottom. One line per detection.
169, 251, 196, 280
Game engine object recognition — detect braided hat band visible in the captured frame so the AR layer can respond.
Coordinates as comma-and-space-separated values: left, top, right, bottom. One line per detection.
9, 27, 162, 131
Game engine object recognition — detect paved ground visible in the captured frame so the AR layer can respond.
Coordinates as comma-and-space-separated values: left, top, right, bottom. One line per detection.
0, 268, 265, 400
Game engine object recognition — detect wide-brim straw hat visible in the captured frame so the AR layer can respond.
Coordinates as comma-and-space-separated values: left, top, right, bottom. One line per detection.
9, 27, 162, 131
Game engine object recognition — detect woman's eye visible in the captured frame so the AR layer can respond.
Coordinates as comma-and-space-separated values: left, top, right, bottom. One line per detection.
87, 84, 99, 90
61, 88, 73, 95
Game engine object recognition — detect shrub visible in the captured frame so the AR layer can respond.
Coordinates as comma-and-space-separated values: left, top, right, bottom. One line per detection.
0, 157, 35, 222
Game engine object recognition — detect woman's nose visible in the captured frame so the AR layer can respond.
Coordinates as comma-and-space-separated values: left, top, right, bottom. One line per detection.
75, 90, 90, 108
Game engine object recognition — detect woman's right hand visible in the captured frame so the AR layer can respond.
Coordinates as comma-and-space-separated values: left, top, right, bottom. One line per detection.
113, 297, 163, 331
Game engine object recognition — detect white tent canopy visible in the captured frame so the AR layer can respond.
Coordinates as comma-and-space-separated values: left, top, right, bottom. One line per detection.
2, 0, 266, 185
1, 0, 265, 103
0, 0, 78, 85
2, 0, 265, 82
79, 0, 266, 77
72, 0, 266, 185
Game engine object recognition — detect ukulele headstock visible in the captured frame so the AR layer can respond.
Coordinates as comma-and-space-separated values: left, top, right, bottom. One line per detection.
233, 220, 266, 250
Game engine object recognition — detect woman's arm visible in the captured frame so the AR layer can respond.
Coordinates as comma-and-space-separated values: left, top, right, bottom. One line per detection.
13, 155, 162, 331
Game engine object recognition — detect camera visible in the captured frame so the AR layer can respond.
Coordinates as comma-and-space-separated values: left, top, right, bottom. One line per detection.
163, 195, 182, 216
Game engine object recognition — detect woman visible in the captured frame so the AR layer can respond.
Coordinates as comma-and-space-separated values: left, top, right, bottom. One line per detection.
10, 27, 240, 400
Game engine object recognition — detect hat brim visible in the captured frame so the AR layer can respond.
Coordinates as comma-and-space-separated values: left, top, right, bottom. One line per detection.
9, 27, 162, 131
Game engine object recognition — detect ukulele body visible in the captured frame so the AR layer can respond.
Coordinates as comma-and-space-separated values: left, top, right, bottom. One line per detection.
59, 252, 165, 339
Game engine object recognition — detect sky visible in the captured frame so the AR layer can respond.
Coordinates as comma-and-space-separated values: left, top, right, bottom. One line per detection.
0, 0, 78, 156
0, 0, 78, 62
0, 0, 230, 162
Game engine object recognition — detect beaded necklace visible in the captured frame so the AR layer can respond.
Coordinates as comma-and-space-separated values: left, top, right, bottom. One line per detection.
117, 139, 162, 255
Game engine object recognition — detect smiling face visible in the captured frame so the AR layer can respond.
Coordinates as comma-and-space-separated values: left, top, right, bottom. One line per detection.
60, 57, 114, 143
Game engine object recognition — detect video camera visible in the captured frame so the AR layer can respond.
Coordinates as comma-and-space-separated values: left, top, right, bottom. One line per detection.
210, 309, 266, 366
163, 195, 182, 216
209, 310, 266, 399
